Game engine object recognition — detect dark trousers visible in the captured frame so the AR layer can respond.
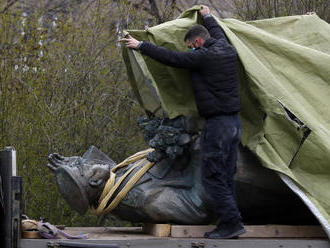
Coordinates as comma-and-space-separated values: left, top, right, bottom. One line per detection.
201, 114, 242, 225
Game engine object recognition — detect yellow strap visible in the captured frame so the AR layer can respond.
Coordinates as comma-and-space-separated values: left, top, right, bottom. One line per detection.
97, 148, 154, 202
92, 148, 155, 215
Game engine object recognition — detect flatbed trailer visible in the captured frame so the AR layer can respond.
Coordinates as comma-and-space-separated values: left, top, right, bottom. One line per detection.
1, 148, 329, 248
19, 226, 330, 248
19, 227, 330, 248
20, 238, 330, 248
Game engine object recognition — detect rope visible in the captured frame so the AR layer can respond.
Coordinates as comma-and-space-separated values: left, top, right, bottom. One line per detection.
92, 148, 155, 215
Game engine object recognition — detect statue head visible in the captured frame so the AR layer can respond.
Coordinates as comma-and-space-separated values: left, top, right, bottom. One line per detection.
47, 146, 115, 214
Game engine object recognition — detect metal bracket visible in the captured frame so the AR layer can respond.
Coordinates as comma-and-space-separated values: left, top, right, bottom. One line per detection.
48, 241, 58, 248
47, 241, 119, 248
191, 242, 205, 248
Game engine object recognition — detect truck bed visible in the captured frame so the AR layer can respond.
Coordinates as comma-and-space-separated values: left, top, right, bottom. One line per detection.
20, 226, 330, 248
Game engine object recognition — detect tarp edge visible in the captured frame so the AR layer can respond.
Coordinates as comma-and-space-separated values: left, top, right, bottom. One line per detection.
278, 173, 330, 239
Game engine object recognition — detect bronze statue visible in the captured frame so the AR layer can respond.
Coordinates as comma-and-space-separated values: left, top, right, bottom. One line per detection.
46, 116, 316, 224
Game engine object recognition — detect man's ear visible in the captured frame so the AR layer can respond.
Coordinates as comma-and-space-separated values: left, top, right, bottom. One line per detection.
196, 37, 204, 47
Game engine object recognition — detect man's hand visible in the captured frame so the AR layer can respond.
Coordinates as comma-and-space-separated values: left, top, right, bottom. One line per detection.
200, 5, 210, 17
119, 35, 140, 49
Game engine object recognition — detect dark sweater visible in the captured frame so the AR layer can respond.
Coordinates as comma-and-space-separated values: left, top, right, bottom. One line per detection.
139, 16, 240, 118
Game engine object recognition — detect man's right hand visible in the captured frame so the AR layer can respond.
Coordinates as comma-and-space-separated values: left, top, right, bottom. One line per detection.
119, 35, 141, 49
200, 5, 210, 17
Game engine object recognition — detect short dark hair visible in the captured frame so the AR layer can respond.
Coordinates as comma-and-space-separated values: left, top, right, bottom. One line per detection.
184, 25, 210, 42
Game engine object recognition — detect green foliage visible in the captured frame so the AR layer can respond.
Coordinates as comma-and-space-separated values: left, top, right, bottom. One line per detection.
0, 1, 152, 226
233, 0, 329, 22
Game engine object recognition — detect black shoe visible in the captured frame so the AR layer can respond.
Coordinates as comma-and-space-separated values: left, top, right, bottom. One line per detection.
204, 226, 220, 238
205, 222, 246, 239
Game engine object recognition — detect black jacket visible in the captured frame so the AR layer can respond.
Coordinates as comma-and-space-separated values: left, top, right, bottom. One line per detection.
139, 16, 240, 118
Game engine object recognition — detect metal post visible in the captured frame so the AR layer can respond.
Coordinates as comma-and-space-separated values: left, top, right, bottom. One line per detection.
0, 147, 22, 248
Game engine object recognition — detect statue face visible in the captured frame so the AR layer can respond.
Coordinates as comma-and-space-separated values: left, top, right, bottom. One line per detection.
56, 161, 111, 214
47, 147, 114, 214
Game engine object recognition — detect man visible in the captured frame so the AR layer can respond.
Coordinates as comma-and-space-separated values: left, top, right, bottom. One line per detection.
120, 5, 245, 239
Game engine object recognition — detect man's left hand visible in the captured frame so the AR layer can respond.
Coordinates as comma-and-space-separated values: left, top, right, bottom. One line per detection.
200, 5, 210, 16
119, 35, 140, 49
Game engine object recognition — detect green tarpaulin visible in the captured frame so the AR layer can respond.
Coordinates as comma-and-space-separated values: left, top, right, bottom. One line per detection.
122, 6, 330, 236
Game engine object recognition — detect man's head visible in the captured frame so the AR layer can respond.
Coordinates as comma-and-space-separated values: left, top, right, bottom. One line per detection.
184, 24, 210, 49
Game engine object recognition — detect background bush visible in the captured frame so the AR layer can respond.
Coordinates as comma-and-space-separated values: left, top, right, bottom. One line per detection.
0, 0, 152, 226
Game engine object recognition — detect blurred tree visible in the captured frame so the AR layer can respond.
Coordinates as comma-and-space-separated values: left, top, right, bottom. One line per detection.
233, 0, 329, 22
0, 0, 155, 226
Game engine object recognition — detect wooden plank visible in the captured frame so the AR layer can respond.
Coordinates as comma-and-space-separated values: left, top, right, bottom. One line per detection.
171, 225, 327, 238
242, 225, 327, 238
59, 227, 150, 240
143, 224, 171, 237
171, 225, 215, 238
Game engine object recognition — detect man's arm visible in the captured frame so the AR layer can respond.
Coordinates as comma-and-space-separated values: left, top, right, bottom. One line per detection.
200, 5, 229, 42
138, 41, 203, 68
119, 35, 204, 69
